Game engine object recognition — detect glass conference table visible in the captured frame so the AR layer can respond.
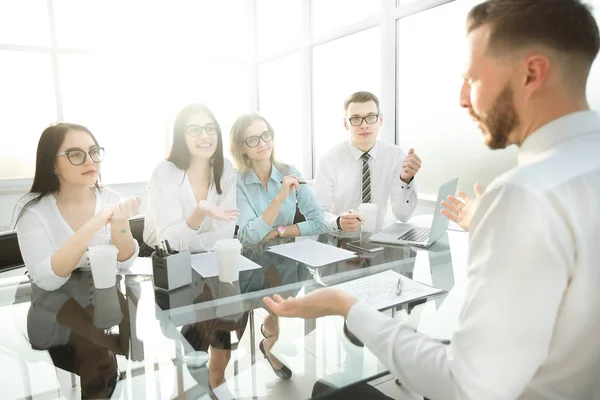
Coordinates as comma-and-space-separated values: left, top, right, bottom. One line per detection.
0, 226, 469, 400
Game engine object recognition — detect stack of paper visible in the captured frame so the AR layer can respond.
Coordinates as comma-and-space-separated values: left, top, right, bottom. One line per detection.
267, 240, 357, 267
191, 252, 262, 278
332, 269, 444, 310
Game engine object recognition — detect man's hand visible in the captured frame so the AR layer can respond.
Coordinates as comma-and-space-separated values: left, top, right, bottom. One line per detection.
400, 148, 421, 183
263, 288, 358, 319
339, 210, 364, 232
440, 182, 484, 231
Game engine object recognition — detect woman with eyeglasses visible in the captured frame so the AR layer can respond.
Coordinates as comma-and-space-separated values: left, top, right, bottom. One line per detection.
14, 123, 140, 291
143, 104, 239, 253
230, 112, 326, 244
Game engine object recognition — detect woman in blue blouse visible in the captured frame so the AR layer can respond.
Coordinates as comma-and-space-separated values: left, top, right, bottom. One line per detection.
230, 112, 326, 244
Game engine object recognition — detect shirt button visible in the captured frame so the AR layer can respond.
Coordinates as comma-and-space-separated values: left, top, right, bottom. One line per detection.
406, 200, 409, 203
401, 186, 404, 189
407, 186, 410, 189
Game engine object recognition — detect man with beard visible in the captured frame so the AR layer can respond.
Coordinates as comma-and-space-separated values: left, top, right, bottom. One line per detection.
263, 0, 600, 399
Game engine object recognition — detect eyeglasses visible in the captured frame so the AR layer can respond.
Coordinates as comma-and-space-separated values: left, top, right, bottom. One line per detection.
185, 123, 219, 137
347, 114, 380, 127
82, 368, 122, 397
56, 147, 104, 166
243, 130, 274, 148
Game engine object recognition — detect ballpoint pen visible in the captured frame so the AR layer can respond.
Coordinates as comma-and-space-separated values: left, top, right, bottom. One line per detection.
396, 277, 403, 296
348, 210, 364, 225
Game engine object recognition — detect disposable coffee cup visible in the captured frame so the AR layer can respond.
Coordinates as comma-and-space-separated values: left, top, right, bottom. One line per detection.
213, 239, 242, 282
88, 245, 118, 289
358, 203, 378, 233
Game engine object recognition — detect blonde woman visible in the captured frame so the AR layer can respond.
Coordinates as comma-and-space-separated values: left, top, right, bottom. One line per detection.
230, 113, 326, 245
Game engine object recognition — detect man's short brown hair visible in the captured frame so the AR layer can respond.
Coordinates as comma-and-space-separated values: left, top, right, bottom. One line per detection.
467, 0, 600, 87
343, 91, 380, 114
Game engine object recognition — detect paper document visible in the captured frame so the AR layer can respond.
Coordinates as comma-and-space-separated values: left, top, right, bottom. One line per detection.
267, 240, 357, 267
191, 252, 261, 278
332, 270, 444, 310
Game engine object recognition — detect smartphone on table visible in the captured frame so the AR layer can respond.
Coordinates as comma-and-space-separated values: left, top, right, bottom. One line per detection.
346, 240, 384, 253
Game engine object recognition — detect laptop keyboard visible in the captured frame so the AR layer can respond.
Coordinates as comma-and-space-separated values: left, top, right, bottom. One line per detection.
398, 226, 431, 243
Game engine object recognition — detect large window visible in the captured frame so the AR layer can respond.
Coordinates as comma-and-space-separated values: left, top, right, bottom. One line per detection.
0, 0, 252, 185
0, 51, 57, 180
312, 27, 381, 167
258, 53, 305, 173
396, 0, 517, 198
256, 0, 304, 57
311, 0, 380, 37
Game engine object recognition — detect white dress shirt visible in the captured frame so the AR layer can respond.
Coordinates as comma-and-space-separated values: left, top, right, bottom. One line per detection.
346, 111, 600, 399
15, 188, 138, 291
314, 139, 417, 232
143, 159, 237, 252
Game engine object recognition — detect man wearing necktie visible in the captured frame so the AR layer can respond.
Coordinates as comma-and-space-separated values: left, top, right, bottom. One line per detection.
314, 91, 422, 233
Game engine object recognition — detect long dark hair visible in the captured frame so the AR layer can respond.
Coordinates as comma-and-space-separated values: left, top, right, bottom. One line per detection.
14, 123, 101, 226
166, 104, 225, 194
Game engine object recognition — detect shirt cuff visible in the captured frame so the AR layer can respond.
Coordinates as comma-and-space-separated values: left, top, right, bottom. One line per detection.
399, 178, 416, 194
346, 301, 395, 347
324, 212, 340, 232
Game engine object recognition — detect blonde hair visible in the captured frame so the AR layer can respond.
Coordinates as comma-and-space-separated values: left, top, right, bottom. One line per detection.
229, 112, 288, 175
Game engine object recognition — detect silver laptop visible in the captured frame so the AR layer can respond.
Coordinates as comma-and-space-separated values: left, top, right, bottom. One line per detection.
369, 178, 458, 248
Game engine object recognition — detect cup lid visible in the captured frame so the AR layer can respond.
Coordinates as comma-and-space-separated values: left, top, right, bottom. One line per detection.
88, 244, 118, 254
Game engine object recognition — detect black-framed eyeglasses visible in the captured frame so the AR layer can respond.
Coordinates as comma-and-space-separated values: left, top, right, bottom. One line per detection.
243, 130, 274, 148
185, 123, 219, 137
56, 147, 104, 166
347, 114, 380, 126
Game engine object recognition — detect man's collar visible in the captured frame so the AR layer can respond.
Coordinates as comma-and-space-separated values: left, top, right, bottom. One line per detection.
518, 110, 600, 165
348, 140, 379, 160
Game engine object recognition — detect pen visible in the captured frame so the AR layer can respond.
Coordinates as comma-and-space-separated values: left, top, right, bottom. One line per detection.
348, 210, 364, 225
165, 239, 173, 254
280, 181, 306, 184
396, 278, 403, 296
154, 245, 162, 258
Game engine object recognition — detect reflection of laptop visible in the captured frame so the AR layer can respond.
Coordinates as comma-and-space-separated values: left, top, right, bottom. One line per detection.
369, 178, 458, 248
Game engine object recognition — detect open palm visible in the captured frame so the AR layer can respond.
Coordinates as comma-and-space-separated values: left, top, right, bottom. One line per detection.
198, 201, 240, 221
440, 183, 483, 231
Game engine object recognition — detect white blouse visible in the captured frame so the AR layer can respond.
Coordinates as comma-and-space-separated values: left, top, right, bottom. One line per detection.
143, 159, 237, 252
15, 188, 138, 291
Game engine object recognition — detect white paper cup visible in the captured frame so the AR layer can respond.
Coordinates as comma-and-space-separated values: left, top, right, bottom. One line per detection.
358, 203, 378, 233
214, 239, 242, 282
88, 245, 118, 289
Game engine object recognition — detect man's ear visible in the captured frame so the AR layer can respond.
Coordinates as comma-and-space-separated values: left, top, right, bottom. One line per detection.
343, 118, 349, 131
523, 54, 550, 98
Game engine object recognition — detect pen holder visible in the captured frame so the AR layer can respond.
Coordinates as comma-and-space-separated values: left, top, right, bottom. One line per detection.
152, 250, 192, 291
